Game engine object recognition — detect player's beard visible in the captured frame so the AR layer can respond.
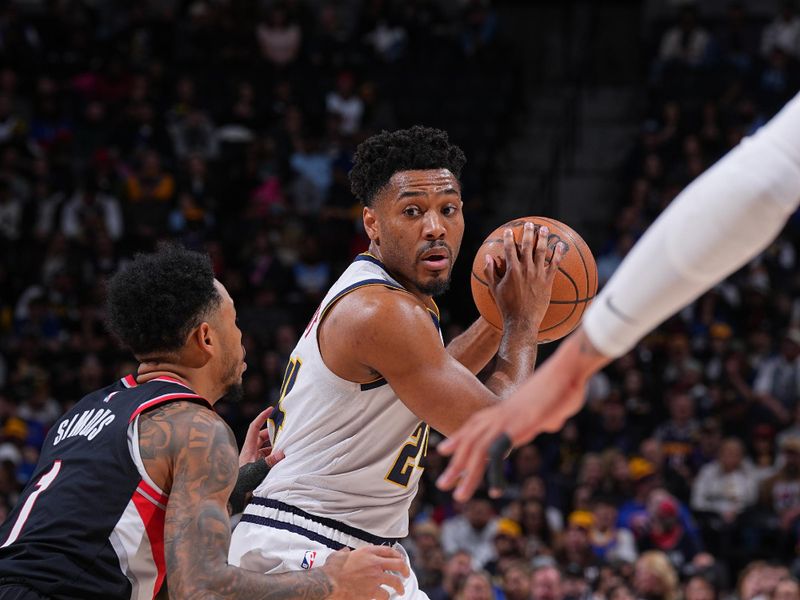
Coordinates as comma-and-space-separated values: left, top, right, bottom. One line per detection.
219, 353, 244, 403
417, 275, 451, 297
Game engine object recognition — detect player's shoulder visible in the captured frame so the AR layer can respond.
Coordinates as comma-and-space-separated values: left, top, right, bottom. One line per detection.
139, 400, 234, 455
333, 283, 435, 333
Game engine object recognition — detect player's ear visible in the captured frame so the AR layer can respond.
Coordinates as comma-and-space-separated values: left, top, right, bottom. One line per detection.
184, 322, 213, 367
363, 205, 379, 244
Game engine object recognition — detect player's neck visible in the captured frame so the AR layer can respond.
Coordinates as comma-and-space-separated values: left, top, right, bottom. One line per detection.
135, 363, 217, 403
366, 242, 436, 309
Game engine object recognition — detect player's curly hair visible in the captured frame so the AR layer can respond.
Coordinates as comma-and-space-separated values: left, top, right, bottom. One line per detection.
106, 245, 221, 356
349, 125, 467, 206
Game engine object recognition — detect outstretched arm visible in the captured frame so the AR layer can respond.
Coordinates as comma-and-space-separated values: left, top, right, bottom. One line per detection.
437, 90, 800, 502
139, 402, 408, 600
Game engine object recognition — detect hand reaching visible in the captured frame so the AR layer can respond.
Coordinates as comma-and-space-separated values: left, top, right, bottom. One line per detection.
239, 406, 285, 468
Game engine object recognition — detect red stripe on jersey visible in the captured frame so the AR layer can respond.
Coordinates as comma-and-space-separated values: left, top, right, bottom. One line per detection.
151, 376, 193, 390
129, 393, 206, 423
122, 375, 138, 388
132, 485, 167, 600
138, 480, 168, 507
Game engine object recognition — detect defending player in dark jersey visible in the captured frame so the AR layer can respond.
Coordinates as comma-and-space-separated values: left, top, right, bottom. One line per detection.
0, 246, 408, 600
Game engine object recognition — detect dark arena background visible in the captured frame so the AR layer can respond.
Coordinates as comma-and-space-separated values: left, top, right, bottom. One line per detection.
1, 0, 800, 597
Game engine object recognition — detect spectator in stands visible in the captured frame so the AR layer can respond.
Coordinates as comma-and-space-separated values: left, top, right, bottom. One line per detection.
502, 561, 531, 600
654, 391, 700, 477
428, 550, 473, 600
640, 490, 702, 569
760, 437, 800, 551
257, 4, 302, 67
589, 495, 638, 564
761, 1, 800, 59
690, 419, 724, 475
125, 149, 175, 240
362, 2, 407, 63
692, 438, 759, 565
752, 424, 780, 483
459, 0, 498, 57
456, 571, 494, 600
658, 6, 711, 68
531, 562, 564, 600
519, 475, 564, 532
754, 329, 800, 426
521, 498, 555, 557
716, 1, 760, 73
684, 575, 717, 600
441, 493, 499, 570
326, 72, 364, 137
170, 109, 218, 161
556, 511, 600, 581
60, 177, 123, 242
618, 458, 661, 538
289, 136, 333, 215
486, 518, 524, 575
634, 551, 679, 600
638, 437, 690, 502
780, 404, 800, 447
692, 438, 758, 524
587, 394, 637, 455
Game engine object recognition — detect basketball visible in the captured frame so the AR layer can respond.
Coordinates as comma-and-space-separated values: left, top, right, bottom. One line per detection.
470, 216, 598, 343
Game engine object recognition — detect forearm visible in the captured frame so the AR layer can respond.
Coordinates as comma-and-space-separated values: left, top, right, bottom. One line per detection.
446, 317, 501, 374
584, 92, 800, 358
229, 460, 270, 514
167, 503, 334, 600
181, 564, 333, 600
502, 327, 610, 443
484, 321, 538, 397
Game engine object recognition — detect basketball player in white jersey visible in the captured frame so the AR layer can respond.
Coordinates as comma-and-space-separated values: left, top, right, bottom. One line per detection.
228, 126, 565, 597
437, 90, 800, 502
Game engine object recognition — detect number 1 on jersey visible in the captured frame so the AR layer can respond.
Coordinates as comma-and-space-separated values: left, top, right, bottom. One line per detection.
1, 460, 62, 548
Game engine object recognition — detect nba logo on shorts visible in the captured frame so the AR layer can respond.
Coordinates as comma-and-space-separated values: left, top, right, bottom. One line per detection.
301, 550, 317, 569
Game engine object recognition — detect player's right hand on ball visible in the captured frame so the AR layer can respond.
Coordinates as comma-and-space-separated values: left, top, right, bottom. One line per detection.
324, 545, 409, 600
487, 223, 564, 331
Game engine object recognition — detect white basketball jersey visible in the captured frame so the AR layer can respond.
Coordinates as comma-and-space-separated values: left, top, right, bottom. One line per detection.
255, 253, 441, 539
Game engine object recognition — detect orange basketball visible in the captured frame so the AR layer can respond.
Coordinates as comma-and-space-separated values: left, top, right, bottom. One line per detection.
470, 216, 598, 343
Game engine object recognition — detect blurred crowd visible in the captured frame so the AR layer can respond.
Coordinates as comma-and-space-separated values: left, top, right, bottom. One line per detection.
0, 0, 515, 536
4, 0, 800, 599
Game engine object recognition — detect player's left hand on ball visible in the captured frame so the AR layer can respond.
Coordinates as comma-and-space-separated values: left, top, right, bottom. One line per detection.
436, 405, 512, 502
239, 406, 284, 467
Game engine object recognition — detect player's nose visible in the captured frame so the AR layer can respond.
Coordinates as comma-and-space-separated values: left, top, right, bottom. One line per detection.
422, 211, 446, 240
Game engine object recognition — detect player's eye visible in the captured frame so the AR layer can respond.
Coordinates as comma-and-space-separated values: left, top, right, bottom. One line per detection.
442, 205, 458, 216
403, 206, 421, 217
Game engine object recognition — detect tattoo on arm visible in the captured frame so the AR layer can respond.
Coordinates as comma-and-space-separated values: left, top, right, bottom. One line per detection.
144, 402, 334, 600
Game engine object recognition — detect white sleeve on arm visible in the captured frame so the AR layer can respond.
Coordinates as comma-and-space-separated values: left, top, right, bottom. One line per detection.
583, 93, 800, 358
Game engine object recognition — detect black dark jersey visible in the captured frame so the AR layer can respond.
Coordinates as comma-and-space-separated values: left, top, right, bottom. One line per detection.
0, 375, 210, 600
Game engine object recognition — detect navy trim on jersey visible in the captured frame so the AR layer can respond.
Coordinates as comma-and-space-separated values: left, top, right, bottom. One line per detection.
360, 378, 388, 391
238, 515, 352, 551
320, 278, 406, 320
248, 498, 401, 547
353, 254, 441, 331
354, 253, 388, 270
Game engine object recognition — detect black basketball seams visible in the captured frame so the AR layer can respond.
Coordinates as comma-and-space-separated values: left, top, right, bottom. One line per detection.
535, 216, 593, 297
